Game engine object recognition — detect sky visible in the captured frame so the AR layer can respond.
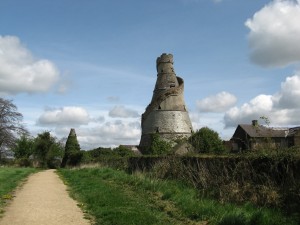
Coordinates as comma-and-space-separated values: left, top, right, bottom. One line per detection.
1, 0, 300, 150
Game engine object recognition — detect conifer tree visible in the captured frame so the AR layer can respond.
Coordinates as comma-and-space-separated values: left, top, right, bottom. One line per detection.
61, 128, 81, 167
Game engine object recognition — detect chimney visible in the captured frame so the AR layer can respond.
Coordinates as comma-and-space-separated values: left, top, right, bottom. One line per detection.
252, 120, 258, 126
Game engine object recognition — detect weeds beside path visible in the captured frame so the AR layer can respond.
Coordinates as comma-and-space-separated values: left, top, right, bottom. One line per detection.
58, 167, 297, 225
0, 169, 90, 225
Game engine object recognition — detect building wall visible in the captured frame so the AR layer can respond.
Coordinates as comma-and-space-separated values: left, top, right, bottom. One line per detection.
294, 130, 300, 146
142, 110, 192, 134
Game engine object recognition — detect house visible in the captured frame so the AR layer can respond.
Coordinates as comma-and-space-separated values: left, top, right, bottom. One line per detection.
230, 120, 300, 151
286, 126, 300, 147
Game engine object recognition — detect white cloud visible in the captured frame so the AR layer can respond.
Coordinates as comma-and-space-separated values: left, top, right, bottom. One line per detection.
76, 120, 141, 149
109, 105, 140, 118
224, 72, 300, 128
33, 105, 141, 149
0, 35, 61, 95
196, 91, 237, 112
189, 111, 201, 131
224, 94, 273, 127
245, 0, 300, 67
37, 107, 90, 126
273, 72, 300, 108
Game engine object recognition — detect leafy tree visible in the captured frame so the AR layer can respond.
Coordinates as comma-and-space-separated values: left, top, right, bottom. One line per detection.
189, 127, 225, 154
0, 98, 28, 160
12, 135, 34, 159
83, 147, 115, 163
88, 147, 115, 158
34, 131, 63, 168
147, 133, 172, 155
113, 145, 135, 157
61, 128, 81, 167
46, 141, 64, 168
12, 135, 34, 166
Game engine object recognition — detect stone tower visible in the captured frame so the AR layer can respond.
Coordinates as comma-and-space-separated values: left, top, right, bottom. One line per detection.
139, 53, 193, 152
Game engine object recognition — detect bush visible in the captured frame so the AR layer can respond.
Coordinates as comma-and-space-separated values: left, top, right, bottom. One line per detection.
15, 157, 32, 167
146, 134, 172, 155
113, 146, 135, 157
189, 127, 225, 154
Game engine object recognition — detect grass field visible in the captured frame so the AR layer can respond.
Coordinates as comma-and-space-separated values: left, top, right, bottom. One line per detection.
0, 167, 37, 215
58, 167, 297, 225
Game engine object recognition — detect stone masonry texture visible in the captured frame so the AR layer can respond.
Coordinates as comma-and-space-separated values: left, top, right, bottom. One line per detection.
139, 53, 193, 152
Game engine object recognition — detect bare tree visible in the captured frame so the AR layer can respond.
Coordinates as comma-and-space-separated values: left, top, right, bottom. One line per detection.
0, 98, 28, 160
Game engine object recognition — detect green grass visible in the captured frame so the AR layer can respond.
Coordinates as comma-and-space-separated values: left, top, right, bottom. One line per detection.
58, 167, 298, 225
0, 167, 37, 214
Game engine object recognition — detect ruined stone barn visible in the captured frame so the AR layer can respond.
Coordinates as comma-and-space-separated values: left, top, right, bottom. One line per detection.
230, 120, 300, 151
139, 53, 193, 152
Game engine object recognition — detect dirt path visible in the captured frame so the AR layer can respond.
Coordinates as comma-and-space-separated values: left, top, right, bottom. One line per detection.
0, 170, 91, 225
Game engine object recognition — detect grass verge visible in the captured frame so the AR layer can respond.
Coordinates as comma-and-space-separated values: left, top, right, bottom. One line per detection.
58, 167, 298, 225
0, 167, 37, 215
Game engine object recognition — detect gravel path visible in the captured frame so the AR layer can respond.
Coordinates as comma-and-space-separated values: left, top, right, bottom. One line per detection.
0, 170, 91, 225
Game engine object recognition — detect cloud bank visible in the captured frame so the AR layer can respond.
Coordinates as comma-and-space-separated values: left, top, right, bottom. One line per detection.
77, 121, 141, 149
224, 0, 300, 128
0, 35, 60, 95
38, 107, 90, 126
245, 0, 300, 67
109, 105, 140, 118
36, 105, 141, 149
224, 72, 300, 127
197, 91, 237, 113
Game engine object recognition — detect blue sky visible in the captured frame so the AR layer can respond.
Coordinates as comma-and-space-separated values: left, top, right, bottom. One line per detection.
1, 0, 300, 149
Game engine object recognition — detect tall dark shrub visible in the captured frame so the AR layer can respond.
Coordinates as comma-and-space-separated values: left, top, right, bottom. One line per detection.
61, 128, 81, 167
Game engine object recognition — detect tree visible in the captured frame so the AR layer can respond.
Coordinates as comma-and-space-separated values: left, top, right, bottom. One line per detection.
61, 128, 81, 167
88, 147, 115, 158
113, 145, 135, 157
12, 135, 34, 159
0, 98, 28, 160
189, 127, 225, 154
12, 135, 34, 166
34, 131, 63, 168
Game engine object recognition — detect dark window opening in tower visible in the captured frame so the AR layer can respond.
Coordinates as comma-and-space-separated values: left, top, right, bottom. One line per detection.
156, 127, 159, 133
158, 105, 161, 110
